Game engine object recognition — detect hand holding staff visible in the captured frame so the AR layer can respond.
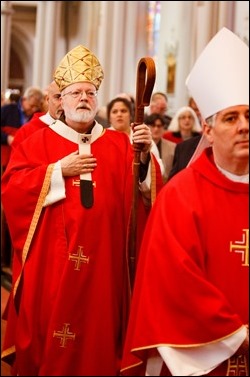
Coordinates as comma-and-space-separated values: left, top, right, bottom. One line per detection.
128, 57, 156, 290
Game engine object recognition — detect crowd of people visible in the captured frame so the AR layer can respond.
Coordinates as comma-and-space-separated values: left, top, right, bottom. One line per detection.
1, 27, 248, 376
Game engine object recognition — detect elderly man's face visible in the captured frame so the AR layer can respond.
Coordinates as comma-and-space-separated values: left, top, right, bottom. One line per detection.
61, 82, 98, 123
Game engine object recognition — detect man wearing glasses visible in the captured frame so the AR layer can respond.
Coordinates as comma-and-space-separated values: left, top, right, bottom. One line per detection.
1, 45, 161, 376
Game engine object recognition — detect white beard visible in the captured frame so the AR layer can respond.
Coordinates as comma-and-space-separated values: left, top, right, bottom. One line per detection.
66, 108, 97, 123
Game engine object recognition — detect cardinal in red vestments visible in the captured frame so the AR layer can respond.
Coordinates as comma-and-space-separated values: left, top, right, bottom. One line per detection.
1, 45, 162, 376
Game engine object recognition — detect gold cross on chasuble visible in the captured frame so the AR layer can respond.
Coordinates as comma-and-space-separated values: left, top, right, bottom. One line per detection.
69, 245, 90, 270
53, 323, 76, 347
230, 229, 249, 266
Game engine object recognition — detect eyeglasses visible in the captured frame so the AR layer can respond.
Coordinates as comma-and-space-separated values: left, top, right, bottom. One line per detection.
62, 90, 98, 99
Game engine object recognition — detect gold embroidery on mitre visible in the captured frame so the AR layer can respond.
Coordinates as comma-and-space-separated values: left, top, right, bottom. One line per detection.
53, 323, 76, 348
69, 245, 90, 270
54, 45, 104, 91
230, 229, 249, 266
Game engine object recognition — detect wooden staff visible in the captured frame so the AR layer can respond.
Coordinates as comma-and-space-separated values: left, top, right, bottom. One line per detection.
128, 57, 156, 290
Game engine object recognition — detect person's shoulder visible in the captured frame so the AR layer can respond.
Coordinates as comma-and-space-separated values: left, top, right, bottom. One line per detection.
176, 135, 201, 150
13, 121, 50, 147
1, 102, 18, 113
161, 138, 176, 155
163, 130, 172, 136
166, 164, 197, 191
22, 112, 46, 126
1, 102, 18, 109
32, 111, 46, 120
192, 131, 202, 137
104, 128, 132, 147
176, 134, 201, 150
161, 138, 176, 147
105, 128, 128, 139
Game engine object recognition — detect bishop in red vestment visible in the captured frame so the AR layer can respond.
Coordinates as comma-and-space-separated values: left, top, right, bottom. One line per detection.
121, 147, 249, 376
121, 27, 249, 376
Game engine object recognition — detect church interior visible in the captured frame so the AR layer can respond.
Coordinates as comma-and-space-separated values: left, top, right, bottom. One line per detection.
1, 1, 249, 375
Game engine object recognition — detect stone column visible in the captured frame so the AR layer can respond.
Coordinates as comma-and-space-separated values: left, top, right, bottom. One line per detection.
157, 2, 194, 113
33, 1, 46, 86
96, 1, 148, 107
1, 1, 13, 92
42, 1, 62, 87
33, 1, 62, 88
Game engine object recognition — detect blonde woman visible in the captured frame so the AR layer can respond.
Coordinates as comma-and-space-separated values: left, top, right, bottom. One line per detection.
163, 105, 202, 143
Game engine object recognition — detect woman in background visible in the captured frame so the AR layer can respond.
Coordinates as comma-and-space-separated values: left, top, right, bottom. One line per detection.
163, 105, 202, 144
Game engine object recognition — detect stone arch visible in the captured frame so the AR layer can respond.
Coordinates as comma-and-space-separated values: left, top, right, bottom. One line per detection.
10, 23, 34, 92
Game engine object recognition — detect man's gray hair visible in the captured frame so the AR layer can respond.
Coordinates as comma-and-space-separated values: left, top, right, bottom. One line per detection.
23, 86, 44, 101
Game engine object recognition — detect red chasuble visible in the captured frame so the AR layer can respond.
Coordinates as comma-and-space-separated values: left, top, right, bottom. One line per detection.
121, 147, 249, 376
1, 122, 161, 376
11, 111, 48, 150
2, 112, 46, 166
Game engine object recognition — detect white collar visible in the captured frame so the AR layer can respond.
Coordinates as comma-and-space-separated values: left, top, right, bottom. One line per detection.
49, 119, 104, 144
216, 164, 249, 183
39, 112, 55, 125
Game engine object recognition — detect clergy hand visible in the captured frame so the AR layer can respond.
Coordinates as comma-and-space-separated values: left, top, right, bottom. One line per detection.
60, 150, 97, 177
132, 123, 152, 163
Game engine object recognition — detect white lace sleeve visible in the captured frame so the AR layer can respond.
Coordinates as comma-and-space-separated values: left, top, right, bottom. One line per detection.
43, 160, 66, 207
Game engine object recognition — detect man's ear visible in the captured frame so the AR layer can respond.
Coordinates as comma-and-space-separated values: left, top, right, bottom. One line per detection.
203, 121, 213, 144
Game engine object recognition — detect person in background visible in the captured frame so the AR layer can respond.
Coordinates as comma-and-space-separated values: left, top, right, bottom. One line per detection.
12, 81, 63, 149
146, 92, 172, 129
163, 105, 202, 144
96, 92, 136, 128
188, 96, 202, 124
121, 27, 248, 376
116, 92, 135, 121
168, 99, 203, 179
107, 96, 134, 140
107, 96, 165, 183
1, 86, 44, 167
1, 86, 44, 274
95, 105, 109, 128
1, 44, 160, 376
3, 89, 21, 105
145, 113, 176, 183
167, 133, 202, 180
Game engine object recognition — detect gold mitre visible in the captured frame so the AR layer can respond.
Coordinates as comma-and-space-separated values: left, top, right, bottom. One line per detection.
54, 45, 104, 91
